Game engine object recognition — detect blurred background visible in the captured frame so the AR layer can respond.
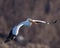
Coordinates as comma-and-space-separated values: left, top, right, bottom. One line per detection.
0, 0, 60, 48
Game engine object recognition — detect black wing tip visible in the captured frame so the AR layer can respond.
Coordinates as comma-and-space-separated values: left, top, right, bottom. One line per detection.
53, 20, 57, 24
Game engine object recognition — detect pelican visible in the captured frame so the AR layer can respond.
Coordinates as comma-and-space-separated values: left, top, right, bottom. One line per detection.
4, 18, 50, 43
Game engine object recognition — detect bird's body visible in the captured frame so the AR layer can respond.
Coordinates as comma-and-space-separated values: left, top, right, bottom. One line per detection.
12, 20, 32, 36
4, 19, 32, 43
4, 18, 49, 43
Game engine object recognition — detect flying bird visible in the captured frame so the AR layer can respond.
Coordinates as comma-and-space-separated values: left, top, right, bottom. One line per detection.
4, 18, 49, 43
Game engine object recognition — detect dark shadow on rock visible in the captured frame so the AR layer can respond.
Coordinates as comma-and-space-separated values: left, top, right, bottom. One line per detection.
0, 33, 7, 39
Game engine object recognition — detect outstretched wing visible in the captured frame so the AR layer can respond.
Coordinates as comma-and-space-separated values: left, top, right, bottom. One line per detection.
32, 20, 49, 24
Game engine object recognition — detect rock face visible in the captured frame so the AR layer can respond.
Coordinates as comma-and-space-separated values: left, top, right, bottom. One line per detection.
0, 0, 60, 48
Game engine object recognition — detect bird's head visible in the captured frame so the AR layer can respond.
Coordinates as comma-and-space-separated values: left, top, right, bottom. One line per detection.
26, 18, 38, 24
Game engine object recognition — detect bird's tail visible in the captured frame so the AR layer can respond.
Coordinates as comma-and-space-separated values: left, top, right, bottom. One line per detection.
4, 36, 12, 43
4, 39, 10, 43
